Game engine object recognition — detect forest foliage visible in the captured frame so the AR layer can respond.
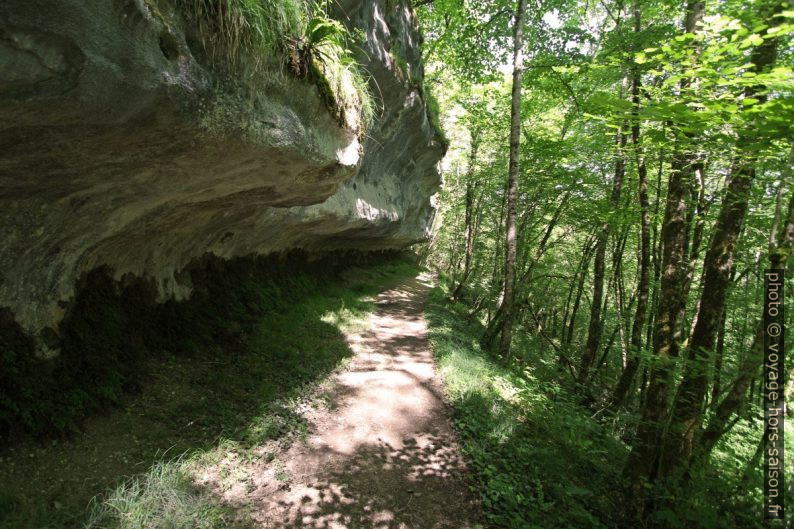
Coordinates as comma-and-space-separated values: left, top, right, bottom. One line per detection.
418, 0, 793, 526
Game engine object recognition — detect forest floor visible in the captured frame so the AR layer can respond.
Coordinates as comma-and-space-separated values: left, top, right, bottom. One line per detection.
0, 265, 480, 528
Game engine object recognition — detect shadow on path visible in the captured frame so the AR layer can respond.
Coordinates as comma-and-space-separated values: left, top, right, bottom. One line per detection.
239, 273, 481, 528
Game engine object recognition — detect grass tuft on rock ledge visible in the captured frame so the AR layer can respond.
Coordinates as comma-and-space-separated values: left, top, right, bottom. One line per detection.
172, 0, 375, 132
176, 0, 307, 60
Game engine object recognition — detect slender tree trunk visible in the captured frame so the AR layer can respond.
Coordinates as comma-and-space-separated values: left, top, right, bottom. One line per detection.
515, 190, 541, 276
452, 135, 481, 300
623, 1, 705, 520
645, 148, 665, 351
598, 290, 637, 374
514, 192, 571, 324
567, 238, 597, 346
580, 123, 627, 385
595, 227, 630, 375
561, 242, 588, 341
680, 161, 709, 342
524, 192, 570, 281
639, 151, 664, 410
710, 304, 727, 408
479, 184, 508, 323
687, 162, 708, 270
614, 229, 631, 371
467, 186, 487, 285
611, 2, 651, 408
482, 0, 528, 357
695, 184, 794, 462
447, 200, 465, 276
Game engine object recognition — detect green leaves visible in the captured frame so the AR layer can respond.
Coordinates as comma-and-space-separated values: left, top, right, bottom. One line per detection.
305, 17, 346, 47
738, 33, 764, 48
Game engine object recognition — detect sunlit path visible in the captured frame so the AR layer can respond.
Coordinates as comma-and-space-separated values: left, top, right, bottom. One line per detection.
247, 273, 479, 528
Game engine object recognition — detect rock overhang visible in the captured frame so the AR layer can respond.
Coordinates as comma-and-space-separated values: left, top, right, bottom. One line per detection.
0, 0, 443, 346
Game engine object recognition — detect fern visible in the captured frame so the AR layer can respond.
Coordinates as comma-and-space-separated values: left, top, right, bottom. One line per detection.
171, 0, 375, 132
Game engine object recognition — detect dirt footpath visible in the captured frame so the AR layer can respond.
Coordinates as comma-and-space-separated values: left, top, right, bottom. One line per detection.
250, 272, 480, 528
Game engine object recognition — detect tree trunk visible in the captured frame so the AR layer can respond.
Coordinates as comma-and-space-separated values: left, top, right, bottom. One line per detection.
452, 135, 481, 300
561, 236, 593, 341
579, 124, 627, 385
482, 0, 527, 358
622, 0, 704, 520
478, 181, 508, 323
645, 148, 665, 351
709, 304, 727, 408
567, 236, 597, 346
695, 185, 794, 462
611, 2, 651, 408
514, 191, 571, 324
660, 4, 781, 477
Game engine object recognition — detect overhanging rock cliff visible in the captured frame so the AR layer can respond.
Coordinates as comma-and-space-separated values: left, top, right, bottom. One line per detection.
0, 0, 444, 349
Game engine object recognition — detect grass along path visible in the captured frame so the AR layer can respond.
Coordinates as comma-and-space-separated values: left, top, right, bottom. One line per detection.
425, 280, 794, 529
425, 286, 626, 529
0, 258, 420, 528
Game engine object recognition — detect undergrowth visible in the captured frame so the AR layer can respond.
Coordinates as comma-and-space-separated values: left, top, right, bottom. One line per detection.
426, 278, 792, 528
426, 285, 625, 528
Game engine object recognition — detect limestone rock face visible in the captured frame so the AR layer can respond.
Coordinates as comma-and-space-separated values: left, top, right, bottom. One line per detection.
0, 0, 443, 344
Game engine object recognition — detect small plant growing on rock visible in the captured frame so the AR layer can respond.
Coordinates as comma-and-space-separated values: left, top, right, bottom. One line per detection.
287, 11, 375, 131
170, 0, 374, 133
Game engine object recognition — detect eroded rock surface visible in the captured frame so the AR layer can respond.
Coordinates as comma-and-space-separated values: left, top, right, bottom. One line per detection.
0, 0, 443, 346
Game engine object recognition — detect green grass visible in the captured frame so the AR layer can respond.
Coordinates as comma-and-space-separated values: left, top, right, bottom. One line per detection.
0, 254, 419, 529
84, 459, 241, 529
425, 285, 625, 529
176, 0, 307, 63
300, 16, 376, 130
